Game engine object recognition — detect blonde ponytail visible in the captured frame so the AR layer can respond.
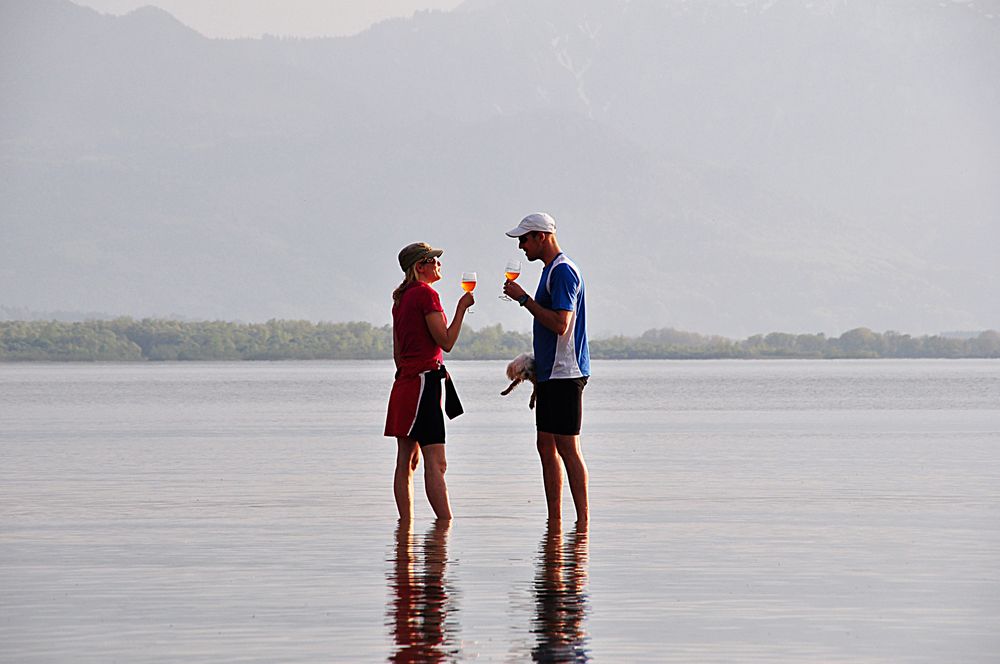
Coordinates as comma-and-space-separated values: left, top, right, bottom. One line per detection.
392, 264, 420, 304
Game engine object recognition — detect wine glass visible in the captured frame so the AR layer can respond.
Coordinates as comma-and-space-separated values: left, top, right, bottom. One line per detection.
500, 259, 521, 300
461, 271, 477, 313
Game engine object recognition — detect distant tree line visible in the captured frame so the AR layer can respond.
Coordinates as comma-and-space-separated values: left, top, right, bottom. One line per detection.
0, 319, 997, 361
0, 318, 527, 361
593, 327, 1000, 359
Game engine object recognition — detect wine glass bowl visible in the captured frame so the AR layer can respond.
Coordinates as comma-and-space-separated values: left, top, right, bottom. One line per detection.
500, 259, 521, 300
461, 271, 477, 312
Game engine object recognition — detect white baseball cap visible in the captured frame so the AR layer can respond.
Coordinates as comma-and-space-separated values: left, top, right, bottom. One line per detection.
505, 212, 556, 237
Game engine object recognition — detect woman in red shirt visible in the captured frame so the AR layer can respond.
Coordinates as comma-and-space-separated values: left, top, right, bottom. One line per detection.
385, 242, 474, 521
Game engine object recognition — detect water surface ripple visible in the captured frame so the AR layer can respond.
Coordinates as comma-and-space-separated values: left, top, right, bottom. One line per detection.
1, 360, 998, 662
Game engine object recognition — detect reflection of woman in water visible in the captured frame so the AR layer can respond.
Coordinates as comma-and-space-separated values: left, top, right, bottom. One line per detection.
387, 519, 459, 663
532, 522, 591, 662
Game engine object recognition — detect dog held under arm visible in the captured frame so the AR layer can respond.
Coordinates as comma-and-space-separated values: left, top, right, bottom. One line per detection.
500, 352, 536, 409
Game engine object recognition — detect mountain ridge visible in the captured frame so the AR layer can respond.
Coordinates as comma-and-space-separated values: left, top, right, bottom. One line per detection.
1, 0, 996, 337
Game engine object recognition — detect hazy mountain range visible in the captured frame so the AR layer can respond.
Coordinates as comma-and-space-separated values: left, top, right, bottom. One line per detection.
1, 0, 997, 337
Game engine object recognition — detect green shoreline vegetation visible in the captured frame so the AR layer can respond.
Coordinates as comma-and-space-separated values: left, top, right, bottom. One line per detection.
1, 319, 998, 361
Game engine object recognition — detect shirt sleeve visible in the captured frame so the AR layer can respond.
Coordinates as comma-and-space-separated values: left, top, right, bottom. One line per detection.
548, 264, 580, 312
416, 285, 445, 315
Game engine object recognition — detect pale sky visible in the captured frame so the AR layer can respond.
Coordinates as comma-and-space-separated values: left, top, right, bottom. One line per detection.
70, 0, 466, 38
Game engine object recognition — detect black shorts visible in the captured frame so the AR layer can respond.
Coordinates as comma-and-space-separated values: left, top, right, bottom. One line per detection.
409, 371, 445, 446
407, 366, 464, 447
535, 377, 588, 436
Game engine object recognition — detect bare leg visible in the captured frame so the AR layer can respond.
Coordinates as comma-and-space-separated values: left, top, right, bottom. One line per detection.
421, 444, 452, 520
537, 433, 564, 522
394, 437, 421, 521
555, 434, 589, 526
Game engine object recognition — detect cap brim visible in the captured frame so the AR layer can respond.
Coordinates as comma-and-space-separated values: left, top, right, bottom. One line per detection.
401, 247, 444, 271
505, 226, 529, 237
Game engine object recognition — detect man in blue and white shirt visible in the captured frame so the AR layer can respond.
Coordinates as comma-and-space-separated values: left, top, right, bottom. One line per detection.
503, 212, 591, 525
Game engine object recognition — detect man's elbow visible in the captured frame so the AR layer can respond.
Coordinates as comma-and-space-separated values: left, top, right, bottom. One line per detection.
548, 322, 570, 336
553, 313, 572, 336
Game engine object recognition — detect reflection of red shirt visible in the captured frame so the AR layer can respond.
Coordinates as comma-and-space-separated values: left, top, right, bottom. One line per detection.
393, 282, 444, 376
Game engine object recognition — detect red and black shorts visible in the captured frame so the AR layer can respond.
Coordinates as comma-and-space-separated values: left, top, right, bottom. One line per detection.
385, 366, 463, 446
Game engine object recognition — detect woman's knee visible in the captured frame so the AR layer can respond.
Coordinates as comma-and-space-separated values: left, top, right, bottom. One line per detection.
396, 438, 421, 471
423, 446, 448, 474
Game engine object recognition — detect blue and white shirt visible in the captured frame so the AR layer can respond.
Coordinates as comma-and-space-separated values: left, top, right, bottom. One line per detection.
533, 253, 590, 382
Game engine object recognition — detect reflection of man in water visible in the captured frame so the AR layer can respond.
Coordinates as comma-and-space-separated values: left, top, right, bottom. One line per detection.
532, 522, 591, 662
387, 519, 459, 663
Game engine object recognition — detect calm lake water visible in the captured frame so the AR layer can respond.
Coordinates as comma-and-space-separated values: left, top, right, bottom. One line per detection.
1, 360, 998, 662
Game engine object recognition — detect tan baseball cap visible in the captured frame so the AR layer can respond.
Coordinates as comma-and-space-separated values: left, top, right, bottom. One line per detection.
398, 242, 444, 272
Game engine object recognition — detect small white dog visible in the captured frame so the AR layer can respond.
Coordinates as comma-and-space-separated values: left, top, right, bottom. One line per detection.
501, 352, 536, 409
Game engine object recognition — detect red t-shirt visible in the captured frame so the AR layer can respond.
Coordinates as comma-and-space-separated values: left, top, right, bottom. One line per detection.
393, 281, 445, 376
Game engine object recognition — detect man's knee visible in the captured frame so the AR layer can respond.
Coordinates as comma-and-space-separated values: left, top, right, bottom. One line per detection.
554, 434, 581, 457
536, 433, 558, 458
